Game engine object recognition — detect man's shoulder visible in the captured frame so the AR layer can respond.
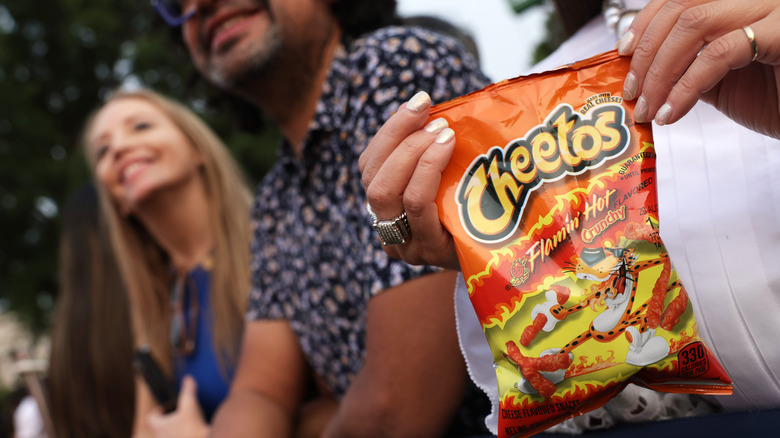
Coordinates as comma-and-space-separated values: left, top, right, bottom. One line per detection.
348, 25, 464, 58
358, 25, 445, 42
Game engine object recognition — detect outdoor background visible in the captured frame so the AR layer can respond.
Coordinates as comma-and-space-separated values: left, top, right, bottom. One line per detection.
0, 0, 565, 410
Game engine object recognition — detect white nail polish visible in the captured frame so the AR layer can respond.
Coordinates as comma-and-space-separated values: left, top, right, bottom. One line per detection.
618, 30, 635, 56
623, 72, 637, 101
655, 103, 672, 126
407, 91, 431, 112
424, 118, 448, 133
435, 128, 455, 144
635, 96, 648, 123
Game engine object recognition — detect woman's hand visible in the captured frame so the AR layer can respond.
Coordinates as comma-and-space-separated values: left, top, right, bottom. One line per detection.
359, 91, 461, 271
618, 0, 780, 139
147, 376, 209, 438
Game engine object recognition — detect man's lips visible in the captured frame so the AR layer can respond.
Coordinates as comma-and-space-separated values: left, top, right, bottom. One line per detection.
206, 9, 264, 52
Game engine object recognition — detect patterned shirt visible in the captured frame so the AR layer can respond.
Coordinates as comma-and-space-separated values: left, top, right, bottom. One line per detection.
246, 26, 490, 398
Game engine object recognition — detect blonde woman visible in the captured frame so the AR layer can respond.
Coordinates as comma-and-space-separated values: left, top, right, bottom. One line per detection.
81, 88, 252, 437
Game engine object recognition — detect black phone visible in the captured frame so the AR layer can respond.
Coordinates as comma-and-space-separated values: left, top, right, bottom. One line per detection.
132, 345, 177, 413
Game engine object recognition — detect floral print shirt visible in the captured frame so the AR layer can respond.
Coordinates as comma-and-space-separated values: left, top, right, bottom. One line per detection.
246, 26, 490, 399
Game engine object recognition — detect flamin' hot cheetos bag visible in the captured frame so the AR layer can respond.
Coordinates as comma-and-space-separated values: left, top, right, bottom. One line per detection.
432, 51, 732, 437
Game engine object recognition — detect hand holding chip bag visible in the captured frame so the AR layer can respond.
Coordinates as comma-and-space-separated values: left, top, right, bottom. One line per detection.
430, 50, 732, 437
359, 90, 462, 271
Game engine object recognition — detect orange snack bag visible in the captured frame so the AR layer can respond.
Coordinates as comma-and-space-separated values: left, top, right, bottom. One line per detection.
432, 51, 732, 437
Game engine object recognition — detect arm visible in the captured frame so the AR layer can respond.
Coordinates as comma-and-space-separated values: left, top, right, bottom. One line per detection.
133, 377, 156, 438
359, 91, 460, 271
322, 270, 467, 438
209, 320, 310, 438
294, 395, 338, 438
618, 0, 780, 138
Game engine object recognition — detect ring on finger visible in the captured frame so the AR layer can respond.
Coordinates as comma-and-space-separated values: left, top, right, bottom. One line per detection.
367, 203, 411, 245
742, 25, 758, 62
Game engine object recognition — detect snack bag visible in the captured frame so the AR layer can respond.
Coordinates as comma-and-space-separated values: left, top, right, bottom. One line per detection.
432, 51, 732, 437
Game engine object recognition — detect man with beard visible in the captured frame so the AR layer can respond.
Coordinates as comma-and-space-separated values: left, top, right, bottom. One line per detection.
147, 0, 491, 437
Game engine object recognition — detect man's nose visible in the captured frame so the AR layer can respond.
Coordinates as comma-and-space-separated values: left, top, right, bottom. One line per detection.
187, 0, 216, 13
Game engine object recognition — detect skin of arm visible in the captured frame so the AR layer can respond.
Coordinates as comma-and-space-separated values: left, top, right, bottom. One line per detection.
294, 394, 339, 438
133, 377, 157, 438
209, 320, 310, 438
322, 270, 467, 438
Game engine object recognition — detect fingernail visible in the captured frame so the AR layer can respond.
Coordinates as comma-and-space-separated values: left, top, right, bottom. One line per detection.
618, 30, 634, 56
623, 72, 637, 101
424, 118, 448, 133
635, 95, 648, 123
435, 128, 455, 144
655, 103, 672, 126
407, 91, 431, 112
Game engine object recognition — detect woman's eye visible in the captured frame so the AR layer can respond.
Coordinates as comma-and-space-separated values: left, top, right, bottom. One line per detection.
134, 121, 152, 131
95, 145, 109, 160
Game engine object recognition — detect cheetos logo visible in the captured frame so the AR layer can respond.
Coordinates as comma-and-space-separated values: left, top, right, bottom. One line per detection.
456, 103, 629, 243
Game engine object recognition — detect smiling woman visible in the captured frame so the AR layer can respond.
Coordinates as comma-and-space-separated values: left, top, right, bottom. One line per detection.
77, 88, 253, 437
88, 98, 206, 215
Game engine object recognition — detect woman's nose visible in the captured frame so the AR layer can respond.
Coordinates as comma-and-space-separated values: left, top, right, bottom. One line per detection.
108, 134, 137, 160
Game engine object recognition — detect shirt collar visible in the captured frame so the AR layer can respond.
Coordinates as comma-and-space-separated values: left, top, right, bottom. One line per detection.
277, 39, 351, 164
309, 40, 350, 133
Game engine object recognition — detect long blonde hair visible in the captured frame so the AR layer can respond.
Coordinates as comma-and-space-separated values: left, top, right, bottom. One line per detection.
82, 88, 252, 371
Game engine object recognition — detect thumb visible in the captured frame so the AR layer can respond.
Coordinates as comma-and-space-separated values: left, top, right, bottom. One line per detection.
177, 375, 200, 410
146, 406, 165, 429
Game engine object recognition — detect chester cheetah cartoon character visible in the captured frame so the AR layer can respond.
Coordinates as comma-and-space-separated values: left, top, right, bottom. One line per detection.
506, 223, 688, 397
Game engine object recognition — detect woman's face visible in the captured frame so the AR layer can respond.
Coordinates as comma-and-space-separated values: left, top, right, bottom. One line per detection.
87, 97, 203, 214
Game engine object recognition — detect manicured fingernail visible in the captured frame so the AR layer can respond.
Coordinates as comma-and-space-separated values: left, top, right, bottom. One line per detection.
435, 128, 455, 144
424, 118, 448, 133
407, 91, 431, 112
655, 103, 672, 126
618, 30, 634, 56
635, 95, 648, 123
623, 72, 637, 101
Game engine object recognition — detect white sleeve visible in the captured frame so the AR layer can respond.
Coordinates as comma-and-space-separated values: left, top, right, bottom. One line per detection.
454, 272, 500, 435
13, 396, 46, 438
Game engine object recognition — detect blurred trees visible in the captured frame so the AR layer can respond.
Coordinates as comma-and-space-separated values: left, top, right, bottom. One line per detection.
507, 0, 546, 14
0, 0, 277, 335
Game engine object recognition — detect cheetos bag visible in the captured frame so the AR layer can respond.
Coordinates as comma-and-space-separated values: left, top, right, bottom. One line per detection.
432, 51, 732, 437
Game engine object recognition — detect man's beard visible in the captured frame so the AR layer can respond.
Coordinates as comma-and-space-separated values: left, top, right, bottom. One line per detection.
206, 25, 284, 91
204, 21, 335, 117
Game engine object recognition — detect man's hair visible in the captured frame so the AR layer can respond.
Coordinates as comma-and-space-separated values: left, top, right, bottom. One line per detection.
330, 0, 400, 38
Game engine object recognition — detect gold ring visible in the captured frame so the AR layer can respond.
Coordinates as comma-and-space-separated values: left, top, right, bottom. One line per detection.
742, 25, 758, 62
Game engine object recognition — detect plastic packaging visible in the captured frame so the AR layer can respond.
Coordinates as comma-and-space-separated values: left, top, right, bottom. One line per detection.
432, 51, 732, 437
